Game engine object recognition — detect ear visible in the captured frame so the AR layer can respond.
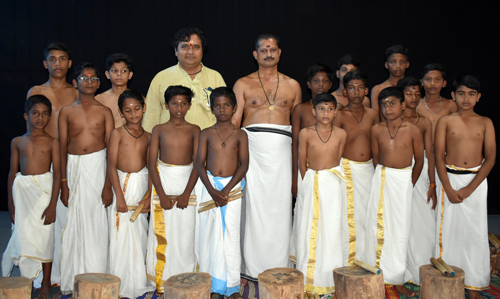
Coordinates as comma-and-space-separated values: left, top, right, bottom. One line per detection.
43, 60, 48, 69
187, 102, 192, 110
336, 70, 340, 79
477, 93, 481, 102
311, 107, 316, 117
401, 101, 407, 111
72, 79, 77, 88
253, 50, 258, 60
174, 47, 178, 58
68, 60, 72, 68
165, 101, 170, 110
142, 102, 147, 113
128, 71, 134, 80
23, 113, 28, 121
342, 88, 347, 97
105, 71, 110, 80
327, 81, 333, 90
406, 61, 410, 69
364, 87, 369, 96
306, 81, 311, 89
451, 91, 456, 101
232, 104, 237, 114
442, 80, 447, 88
278, 48, 282, 57
333, 107, 338, 118
385, 61, 388, 69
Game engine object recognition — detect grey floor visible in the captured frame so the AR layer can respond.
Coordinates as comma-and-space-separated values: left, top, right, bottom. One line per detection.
0, 211, 499, 278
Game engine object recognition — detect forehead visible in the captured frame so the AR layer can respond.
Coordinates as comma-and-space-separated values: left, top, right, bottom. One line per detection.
123, 97, 142, 105
423, 70, 443, 78
347, 79, 365, 86
382, 96, 400, 103
213, 95, 233, 104
178, 34, 201, 46
404, 85, 420, 92
340, 64, 357, 71
388, 53, 407, 61
315, 101, 335, 108
46, 50, 68, 59
456, 86, 477, 93
110, 61, 128, 69
257, 38, 278, 49
79, 68, 97, 77
30, 102, 50, 111
169, 94, 190, 102
311, 71, 330, 79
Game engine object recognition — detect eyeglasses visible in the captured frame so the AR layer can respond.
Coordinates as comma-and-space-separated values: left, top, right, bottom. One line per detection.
77, 76, 100, 83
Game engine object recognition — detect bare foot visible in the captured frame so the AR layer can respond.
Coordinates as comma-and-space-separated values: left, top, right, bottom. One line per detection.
211, 292, 220, 298
155, 291, 163, 297
35, 285, 51, 299
229, 292, 242, 299
240, 278, 248, 287
465, 289, 483, 299
395, 285, 418, 297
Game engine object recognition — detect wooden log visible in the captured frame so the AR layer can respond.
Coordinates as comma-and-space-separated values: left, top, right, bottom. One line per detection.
258, 267, 304, 299
437, 258, 455, 277
198, 193, 243, 213
0, 277, 31, 299
199, 187, 242, 207
419, 264, 465, 299
130, 203, 145, 222
333, 265, 384, 299
353, 259, 381, 275
73, 273, 120, 299
152, 199, 197, 206
430, 257, 449, 276
163, 272, 211, 299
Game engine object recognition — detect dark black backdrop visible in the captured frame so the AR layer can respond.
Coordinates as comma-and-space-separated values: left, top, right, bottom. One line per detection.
1, 0, 498, 213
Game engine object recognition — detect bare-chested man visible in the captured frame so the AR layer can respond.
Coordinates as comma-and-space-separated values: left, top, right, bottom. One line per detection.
233, 34, 302, 282
416, 63, 457, 141
58, 63, 114, 295
27, 43, 78, 139
332, 71, 378, 262
332, 54, 370, 108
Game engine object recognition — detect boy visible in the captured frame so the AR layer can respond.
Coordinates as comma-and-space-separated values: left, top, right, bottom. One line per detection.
58, 63, 114, 295
370, 45, 410, 112
107, 90, 154, 298
2, 95, 60, 299
96, 53, 135, 128
416, 63, 457, 140
332, 54, 370, 107
365, 87, 423, 297
435, 75, 495, 299
397, 77, 437, 285
291, 63, 333, 197
27, 42, 78, 139
295, 93, 347, 295
332, 71, 379, 262
196, 87, 248, 299
146, 85, 201, 295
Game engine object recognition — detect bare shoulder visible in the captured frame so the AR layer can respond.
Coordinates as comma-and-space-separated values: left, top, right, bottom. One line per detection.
96, 89, 113, 97
11, 136, 22, 147
50, 136, 60, 147
235, 128, 248, 139
143, 131, 152, 142
27, 85, 46, 97
365, 107, 379, 117
280, 73, 300, 88
234, 72, 256, 86
476, 114, 494, 127
334, 126, 347, 137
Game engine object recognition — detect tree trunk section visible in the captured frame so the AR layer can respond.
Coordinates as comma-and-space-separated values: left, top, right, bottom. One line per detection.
420, 264, 465, 299
333, 266, 384, 299
0, 277, 31, 299
73, 273, 121, 299
258, 267, 304, 299
164, 272, 211, 299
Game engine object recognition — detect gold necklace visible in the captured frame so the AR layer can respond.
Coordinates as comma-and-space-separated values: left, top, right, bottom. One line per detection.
257, 71, 279, 111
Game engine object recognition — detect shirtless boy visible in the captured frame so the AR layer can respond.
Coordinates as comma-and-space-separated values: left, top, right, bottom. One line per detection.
146, 85, 200, 295
196, 87, 249, 299
291, 63, 333, 197
365, 87, 423, 297
107, 90, 154, 298
295, 93, 347, 295
58, 63, 114, 295
332, 70, 378, 261
370, 45, 410, 112
397, 77, 437, 285
435, 75, 495, 299
416, 63, 457, 140
96, 53, 135, 128
332, 54, 370, 108
27, 42, 78, 139
3, 95, 60, 299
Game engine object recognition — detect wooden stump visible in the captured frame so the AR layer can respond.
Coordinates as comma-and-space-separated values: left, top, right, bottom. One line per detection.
0, 277, 31, 299
333, 266, 384, 299
258, 267, 304, 299
490, 237, 500, 275
420, 264, 465, 299
73, 273, 121, 299
163, 272, 211, 299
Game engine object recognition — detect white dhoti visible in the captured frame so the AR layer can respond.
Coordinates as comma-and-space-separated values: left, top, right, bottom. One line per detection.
146, 161, 197, 293
405, 156, 437, 284
436, 165, 489, 290
108, 167, 154, 298
341, 158, 374, 263
241, 124, 292, 280
51, 196, 66, 285
60, 149, 108, 294
1, 172, 54, 281
365, 164, 412, 285
199, 171, 245, 297
295, 167, 348, 294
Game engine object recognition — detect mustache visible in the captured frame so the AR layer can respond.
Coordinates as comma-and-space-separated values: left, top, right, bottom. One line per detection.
264, 57, 275, 61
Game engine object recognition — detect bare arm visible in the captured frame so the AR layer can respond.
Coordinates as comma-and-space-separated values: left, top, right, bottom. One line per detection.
148, 126, 173, 210
337, 129, 347, 162
370, 86, 381, 112
291, 80, 302, 111
362, 96, 371, 108
412, 126, 425, 186
370, 126, 379, 167
101, 109, 115, 207
298, 129, 308, 179
221, 130, 249, 196
58, 107, 69, 207
42, 138, 60, 224
7, 138, 20, 224
232, 80, 245, 128
176, 126, 201, 209
291, 106, 302, 197
423, 119, 437, 208
138, 135, 152, 213
107, 130, 127, 212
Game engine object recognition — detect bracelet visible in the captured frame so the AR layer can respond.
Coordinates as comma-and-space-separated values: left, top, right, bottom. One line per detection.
61, 179, 67, 182
430, 181, 436, 184
430, 184, 437, 188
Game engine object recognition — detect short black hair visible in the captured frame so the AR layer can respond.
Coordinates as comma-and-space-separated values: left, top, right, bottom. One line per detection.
44, 42, 70, 60
385, 45, 409, 61
25, 95, 52, 115
397, 76, 421, 92
106, 53, 133, 72
343, 70, 367, 87
118, 90, 144, 112
210, 87, 237, 108
74, 62, 99, 80
255, 33, 280, 50
172, 27, 207, 52
164, 85, 194, 104
312, 93, 337, 109
421, 63, 445, 79
307, 63, 334, 83
337, 54, 360, 70
378, 86, 404, 104
453, 74, 480, 93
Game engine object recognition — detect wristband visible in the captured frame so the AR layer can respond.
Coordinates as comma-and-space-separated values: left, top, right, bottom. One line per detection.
430, 181, 436, 184
430, 184, 437, 188
61, 179, 67, 182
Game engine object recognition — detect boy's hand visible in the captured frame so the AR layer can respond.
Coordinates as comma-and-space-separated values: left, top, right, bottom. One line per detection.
61, 183, 69, 207
175, 193, 190, 209
116, 198, 128, 213
292, 181, 297, 198
457, 186, 473, 202
102, 185, 113, 207
159, 194, 174, 210
209, 189, 228, 207
445, 188, 464, 204
41, 203, 56, 225
427, 186, 438, 210
138, 195, 151, 213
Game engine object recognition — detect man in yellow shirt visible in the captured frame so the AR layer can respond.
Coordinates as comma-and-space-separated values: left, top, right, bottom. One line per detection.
143, 27, 226, 131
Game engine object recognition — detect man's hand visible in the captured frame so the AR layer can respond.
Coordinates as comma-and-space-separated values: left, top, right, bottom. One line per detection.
138, 192, 151, 213
102, 184, 113, 207
116, 198, 128, 213
292, 181, 297, 198
445, 188, 464, 204
61, 183, 69, 207
159, 194, 174, 210
42, 204, 56, 225
456, 186, 473, 202
210, 189, 228, 207
175, 193, 190, 209
427, 186, 438, 210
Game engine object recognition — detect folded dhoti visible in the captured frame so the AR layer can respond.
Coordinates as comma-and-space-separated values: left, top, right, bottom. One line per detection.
405, 156, 437, 284
146, 161, 197, 293
198, 171, 245, 297
364, 164, 412, 285
1, 172, 54, 281
108, 167, 154, 298
295, 167, 348, 294
341, 158, 374, 263
436, 164, 489, 290
241, 124, 292, 280
60, 149, 108, 294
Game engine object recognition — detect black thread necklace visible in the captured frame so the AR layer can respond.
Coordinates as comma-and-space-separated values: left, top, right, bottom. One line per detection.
315, 123, 333, 144
257, 70, 279, 110
347, 104, 364, 129
123, 124, 145, 139
215, 124, 235, 147
386, 118, 404, 140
